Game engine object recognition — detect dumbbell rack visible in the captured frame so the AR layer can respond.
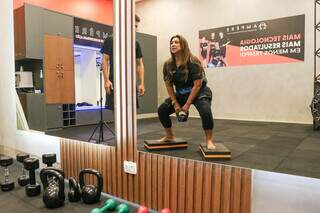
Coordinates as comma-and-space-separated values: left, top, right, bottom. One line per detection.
314, 0, 320, 130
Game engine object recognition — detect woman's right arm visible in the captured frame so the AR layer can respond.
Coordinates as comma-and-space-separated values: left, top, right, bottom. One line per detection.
163, 63, 180, 111
165, 82, 180, 111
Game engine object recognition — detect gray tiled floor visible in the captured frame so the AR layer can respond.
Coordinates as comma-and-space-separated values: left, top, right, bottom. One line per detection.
137, 117, 320, 179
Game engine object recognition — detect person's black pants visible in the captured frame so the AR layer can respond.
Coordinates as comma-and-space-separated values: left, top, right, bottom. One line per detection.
105, 88, 140, 111
158, 95, 214, 130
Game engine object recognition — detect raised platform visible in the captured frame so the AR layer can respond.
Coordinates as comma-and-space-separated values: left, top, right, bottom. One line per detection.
199, 143, 231, 160
144, 138, 188, 150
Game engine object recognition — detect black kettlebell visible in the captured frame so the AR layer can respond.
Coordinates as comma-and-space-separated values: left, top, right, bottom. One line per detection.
176, 109, 189, 122
41, 167, 65, 180
68, 177, 81, 202
41, 167, 64, 190
40, 169, 65, 208
79, 169, 103, 204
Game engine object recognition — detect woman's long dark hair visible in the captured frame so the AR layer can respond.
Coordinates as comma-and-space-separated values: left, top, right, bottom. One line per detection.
165, 35, 202, 77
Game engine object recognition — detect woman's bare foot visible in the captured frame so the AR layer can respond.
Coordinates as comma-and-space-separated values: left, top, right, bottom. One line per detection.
204, 129, 215, 149
207, 141, 216, 150
157, 136, 176, 142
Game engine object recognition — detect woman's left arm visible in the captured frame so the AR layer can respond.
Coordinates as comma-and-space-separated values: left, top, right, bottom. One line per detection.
182, 79, 202, 112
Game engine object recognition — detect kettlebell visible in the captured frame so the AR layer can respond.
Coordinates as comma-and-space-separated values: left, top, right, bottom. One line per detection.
41, 167, 65, 185
68, 177, 81, 202
79, 168, 103, 204
176, 109, 189, 122
40, 169, 65, 208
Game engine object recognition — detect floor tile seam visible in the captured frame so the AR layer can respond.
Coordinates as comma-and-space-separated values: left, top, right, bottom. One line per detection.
272, 146, 305, 171
227, 146, 254, 161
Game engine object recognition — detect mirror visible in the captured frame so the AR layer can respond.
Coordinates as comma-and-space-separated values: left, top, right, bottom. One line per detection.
136, 0, 320, 180
13, 2, 117, 145
14, 1, 158, 146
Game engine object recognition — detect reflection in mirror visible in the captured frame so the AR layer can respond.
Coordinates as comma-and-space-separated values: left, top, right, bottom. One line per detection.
14, 2, 116, 145
136, 0, 320, 180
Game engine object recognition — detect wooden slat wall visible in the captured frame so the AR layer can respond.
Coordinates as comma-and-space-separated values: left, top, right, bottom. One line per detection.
60, 1, 252, 213
60, 139, 252, 213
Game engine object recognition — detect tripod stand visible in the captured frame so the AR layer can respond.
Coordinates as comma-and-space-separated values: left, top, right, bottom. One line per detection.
88, 65, 115, 144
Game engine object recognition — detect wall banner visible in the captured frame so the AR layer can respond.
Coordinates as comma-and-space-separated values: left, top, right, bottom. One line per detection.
74, 18, 113, 48
199, 15, 305, 68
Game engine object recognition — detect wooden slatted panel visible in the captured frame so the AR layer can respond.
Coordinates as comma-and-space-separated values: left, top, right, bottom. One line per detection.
240, 169, 252, 213
177, 159, 186, 213
163, 157, 171, 208
145, 153, 152, 207
212, 164, 222, 213
61, 139, 66, 176
60, 140, 252, 213
231, 167, 241, 213
194, 162, 204, 213
75, 140, 81, 180
80, 139, 85, 175
84, 141, 90, 184
170, 157, 178, 213
139, 152, 146, 205
60, 139, 114, 192
221, 166, 232, 213
202, 163, 213, 213
157, 155, 164, 210
134, 149, 140, 203
88, 143, 93, 184
186, 160, 195, 213
111, 148, 117, 195
151, 154, 158, 210
106, 147, 112, 194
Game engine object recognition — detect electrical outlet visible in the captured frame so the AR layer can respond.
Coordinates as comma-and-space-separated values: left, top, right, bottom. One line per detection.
123, 161, 137, 175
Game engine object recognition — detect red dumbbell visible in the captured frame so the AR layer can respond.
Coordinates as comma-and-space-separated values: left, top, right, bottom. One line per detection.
160, 208, 171, 213
137, 206, 148, 213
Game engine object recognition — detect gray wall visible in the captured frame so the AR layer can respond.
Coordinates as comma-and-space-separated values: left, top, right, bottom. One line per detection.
137, 32, 158, 114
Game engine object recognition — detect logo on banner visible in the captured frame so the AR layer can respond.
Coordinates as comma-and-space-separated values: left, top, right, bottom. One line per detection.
226, 22, 268, 34
74, 18, 113, 48
258, 22, 267, 30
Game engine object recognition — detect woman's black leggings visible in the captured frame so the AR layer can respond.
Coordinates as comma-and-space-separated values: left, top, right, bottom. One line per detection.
158, 96, 214, 130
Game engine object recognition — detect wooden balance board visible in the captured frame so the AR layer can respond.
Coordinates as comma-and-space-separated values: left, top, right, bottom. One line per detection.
199, 143, 231, 160
144, 138, 188, 150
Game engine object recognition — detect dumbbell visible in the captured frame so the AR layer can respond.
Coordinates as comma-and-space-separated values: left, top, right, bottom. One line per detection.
16, 153, 30, 186
24, 157, 41, 196
160, 208, 171, 213
90, 199, 117, 213
137, 206, 149, 213
116, 203, 129, 213
42, 154, 62, 187
42, 154, 56, 167
0, 156, 15, 192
